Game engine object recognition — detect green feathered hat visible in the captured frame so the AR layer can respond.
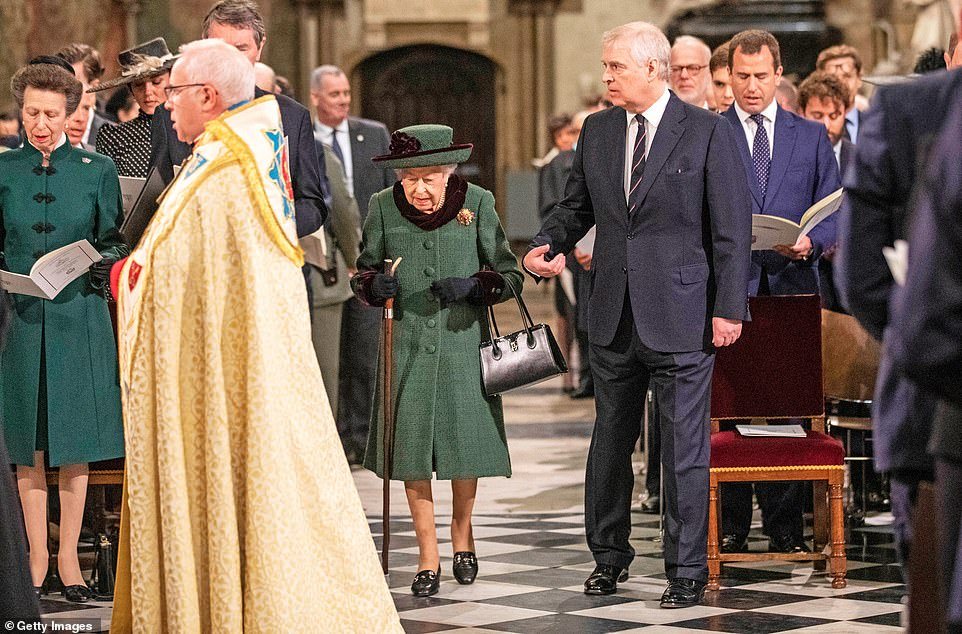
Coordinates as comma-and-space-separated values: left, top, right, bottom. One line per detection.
372, 124, 473, 169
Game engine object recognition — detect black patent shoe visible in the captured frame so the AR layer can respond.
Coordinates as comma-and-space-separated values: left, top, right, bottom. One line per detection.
411, 567, 441, 597
33, 586, 43, 599
769, 533, 811, 553
63, 584, 92, 603
721, 533, 749, 553
453, 551, 478, 584
660, 577, 706, 608
583, 564, 628, 595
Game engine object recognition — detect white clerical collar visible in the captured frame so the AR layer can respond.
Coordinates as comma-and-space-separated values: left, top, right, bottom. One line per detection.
28, 133, 67, 154
733, 98, 778, 124
626, 87, 671, 129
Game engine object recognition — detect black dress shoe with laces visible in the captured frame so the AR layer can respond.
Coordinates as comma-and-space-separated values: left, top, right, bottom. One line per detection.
583, 564, 628, 595
768, 534, 811, 553
660, 577, 706, 608
453, 551, 478, 585
411, 567, 441, 597
721, 533, 749, 553
63, 584, 92, 603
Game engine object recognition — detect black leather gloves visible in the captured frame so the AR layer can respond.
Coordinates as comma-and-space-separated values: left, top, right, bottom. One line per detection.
430, 277, 481, 306
371, 273, 400, 301
88, 259, 115, 300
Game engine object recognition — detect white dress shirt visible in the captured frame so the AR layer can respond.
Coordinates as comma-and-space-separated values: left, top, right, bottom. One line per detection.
732, 99, 777, 161
833, 140, 842, 169
623, 87, 671, 201
315, 119, 354, 193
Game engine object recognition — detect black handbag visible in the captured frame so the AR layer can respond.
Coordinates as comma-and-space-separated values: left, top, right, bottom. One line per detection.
89, 532, 117, 600
480, 281, 568, 396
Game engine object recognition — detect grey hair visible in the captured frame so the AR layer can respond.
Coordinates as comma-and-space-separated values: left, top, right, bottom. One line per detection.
310, 65, 346, 92
672, 35, 712, 63
394, 164, 458, 179
602, 21, 671, 81
176, 39, 254, 107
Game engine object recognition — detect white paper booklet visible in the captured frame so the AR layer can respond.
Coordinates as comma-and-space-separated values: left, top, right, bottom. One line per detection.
736, 424, 806, 438
575, 225, 596, 256
0, 240, 102, 299
118, 176, 147, 214
751, 188, 844, 251
882, 239, 908, 286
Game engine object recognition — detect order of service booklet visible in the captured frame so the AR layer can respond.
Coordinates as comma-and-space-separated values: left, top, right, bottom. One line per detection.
0, 240, 102, 299
736, 424, 806, 438
751, 188, 844, 251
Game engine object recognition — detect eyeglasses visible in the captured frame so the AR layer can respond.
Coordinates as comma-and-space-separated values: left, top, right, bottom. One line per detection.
163, 83, 206, 99
670, 64, 707, 76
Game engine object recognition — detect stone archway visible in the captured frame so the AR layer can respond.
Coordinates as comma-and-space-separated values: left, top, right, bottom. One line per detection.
356, 45, 498, 194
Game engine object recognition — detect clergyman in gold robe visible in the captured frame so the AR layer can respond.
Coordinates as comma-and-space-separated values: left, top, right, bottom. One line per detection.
108, 38, 401, 633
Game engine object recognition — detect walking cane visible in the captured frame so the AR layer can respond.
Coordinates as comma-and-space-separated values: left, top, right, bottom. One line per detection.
381, 257, 402, 575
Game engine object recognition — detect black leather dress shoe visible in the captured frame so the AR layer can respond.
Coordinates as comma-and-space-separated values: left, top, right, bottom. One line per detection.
411, 567, 441, 597
453, 551, 478, 585
721, 533, 749, 553
63, 584, 92, 603
583, 564, 628, 595
33, 586, 43, 599
769, 534, 811, 553
640, 495, 660, 514
660, 577, 706, 608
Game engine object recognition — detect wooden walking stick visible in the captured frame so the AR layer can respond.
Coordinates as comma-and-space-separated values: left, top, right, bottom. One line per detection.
381, 257, 402, 575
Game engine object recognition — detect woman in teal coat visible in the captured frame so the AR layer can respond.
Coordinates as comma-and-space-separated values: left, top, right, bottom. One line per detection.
0, 62, 127, 602
352, 125, 522, 597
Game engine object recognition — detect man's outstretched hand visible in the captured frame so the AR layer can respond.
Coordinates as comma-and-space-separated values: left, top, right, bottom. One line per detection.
712, 317, 742, 347
523, 244, 566, 278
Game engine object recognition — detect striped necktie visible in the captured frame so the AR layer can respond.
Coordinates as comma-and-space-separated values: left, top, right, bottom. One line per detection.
627, 114, 647, 214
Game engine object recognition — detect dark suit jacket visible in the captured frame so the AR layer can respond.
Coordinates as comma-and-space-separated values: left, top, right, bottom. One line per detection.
889, 100, 962, 410
149, 87, 327, 237
834, 69, 962, 477
533, 94, 752, 353
818, 137, 855, 313
538, 149, 574, 219
342, 116, 394, 220
88, 111, 109, 149
722, 105, 841, 296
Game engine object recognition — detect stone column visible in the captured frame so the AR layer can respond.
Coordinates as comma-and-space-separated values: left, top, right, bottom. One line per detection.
508, 0, 561, 160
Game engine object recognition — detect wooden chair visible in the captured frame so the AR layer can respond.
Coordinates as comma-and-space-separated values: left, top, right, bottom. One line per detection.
707, 294, 847, 591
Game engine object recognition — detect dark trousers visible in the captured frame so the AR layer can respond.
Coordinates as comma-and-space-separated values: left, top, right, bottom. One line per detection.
721, 480, 805, 541
585, 299, 714, 581
336, 296, 381, 450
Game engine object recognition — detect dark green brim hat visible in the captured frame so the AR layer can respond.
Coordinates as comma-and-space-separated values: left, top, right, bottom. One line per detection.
88, 37, 177, 93
373, 124, 473, 169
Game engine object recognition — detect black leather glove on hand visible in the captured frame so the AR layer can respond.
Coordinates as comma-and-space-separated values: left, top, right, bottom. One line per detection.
430, 277, 481, 306
88, 259, 115, 300
371, 273, 400, 301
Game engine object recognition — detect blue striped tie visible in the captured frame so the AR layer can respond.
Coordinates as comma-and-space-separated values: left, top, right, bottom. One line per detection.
627, 114, 647, 214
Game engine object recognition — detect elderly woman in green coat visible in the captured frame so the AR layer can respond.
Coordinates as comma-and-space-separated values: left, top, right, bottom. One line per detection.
0, 62, 127, 603
352, 125, 522, 597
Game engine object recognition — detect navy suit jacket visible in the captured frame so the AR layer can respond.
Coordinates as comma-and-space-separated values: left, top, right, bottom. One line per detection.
149, 87, 327, 237
889, 99, 962, 409
533, 94, 752, 353
833, 69, 962, 476
722, 105, 840, 296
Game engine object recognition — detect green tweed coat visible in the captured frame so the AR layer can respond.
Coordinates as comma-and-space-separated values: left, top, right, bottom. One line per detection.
356, 181, 522, 481
0, 141, 127, 467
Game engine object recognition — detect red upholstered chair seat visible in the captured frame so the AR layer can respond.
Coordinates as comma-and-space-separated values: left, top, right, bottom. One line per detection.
710, 430, 844, 469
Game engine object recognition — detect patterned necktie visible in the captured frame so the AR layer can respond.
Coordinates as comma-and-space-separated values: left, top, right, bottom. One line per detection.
750, 113, 770, 198
330, 128, 345, 164
627, 114, 647, 214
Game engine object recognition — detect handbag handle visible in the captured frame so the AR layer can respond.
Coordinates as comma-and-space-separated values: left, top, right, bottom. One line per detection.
484, 277, 537, 357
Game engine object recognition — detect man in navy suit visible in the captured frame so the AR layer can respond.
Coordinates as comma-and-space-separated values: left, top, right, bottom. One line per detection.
525, 21, 751, 607
720, 30, 841, 555
836, 44, 962, 571
150, 0, 326, 238
888, 101, 962, 632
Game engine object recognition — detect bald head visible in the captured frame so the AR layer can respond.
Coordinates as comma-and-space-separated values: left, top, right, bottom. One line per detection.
670, 35, 712, 107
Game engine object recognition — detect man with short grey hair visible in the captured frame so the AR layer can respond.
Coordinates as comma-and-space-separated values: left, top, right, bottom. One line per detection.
524, 20, 751, 607
670, 35, 712, 108
309, 63, 394, 464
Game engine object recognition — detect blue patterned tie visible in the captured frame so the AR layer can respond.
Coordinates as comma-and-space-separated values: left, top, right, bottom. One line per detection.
627, 114, 647, 214
750, 113, 770, 198
330, 129, 345, 164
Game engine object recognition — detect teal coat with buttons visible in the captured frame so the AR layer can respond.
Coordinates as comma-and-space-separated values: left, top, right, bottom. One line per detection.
354, 179, 522, 481
0, 141, 127, 467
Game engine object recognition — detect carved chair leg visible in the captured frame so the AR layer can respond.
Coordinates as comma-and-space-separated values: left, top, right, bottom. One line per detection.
829, 472, 847, 588
707, 473, 721, 591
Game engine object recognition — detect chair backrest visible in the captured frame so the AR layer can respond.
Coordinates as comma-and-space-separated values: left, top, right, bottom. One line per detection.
711, 294, 823, 420
821, 309, 881, 402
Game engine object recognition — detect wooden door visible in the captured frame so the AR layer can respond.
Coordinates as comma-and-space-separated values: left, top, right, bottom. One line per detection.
357, 45, 497, 194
